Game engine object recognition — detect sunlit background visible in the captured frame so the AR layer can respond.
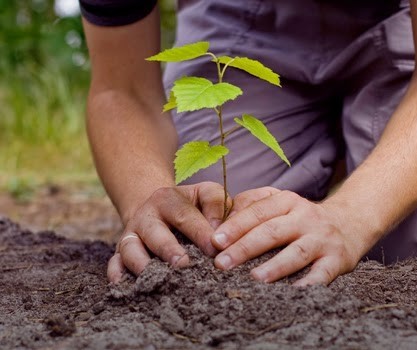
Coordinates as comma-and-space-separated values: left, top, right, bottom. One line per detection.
0, 0, 176, 198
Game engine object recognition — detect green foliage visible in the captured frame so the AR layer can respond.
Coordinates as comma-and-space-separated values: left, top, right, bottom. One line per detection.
0, 1, 91, 186
174, 142, 229, 184
234, 114, 290, 166
147, 41, 210, 62
171, 77, 242, 112
149, 41, 289, 213
1, 0, 178, 187
217, 56, 281, 87
163, 91, 177, 112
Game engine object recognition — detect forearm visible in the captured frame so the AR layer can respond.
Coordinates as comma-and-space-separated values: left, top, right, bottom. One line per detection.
324, 74, 417, 255
87, 89, 177, 225
82, 8, 177, 225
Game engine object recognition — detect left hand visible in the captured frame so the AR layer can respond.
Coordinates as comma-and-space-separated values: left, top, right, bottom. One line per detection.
211, 187, 364, 286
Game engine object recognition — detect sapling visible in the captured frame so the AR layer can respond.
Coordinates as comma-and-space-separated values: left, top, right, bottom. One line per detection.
147, 42, 290, 221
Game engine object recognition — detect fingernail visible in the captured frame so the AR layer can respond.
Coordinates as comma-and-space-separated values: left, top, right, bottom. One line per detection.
216, 254, 233, 270
209, 219, 222, 229
171, 255, 181, 266
213, 232, 228, 248
170, 254, 188, 268
251, 268, 269, 282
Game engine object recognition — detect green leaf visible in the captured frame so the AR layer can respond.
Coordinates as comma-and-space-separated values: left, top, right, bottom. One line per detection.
172, 77, 242, 112
174, 141, 229, 184
163, 91, 177, 112
234, 114, 290, 166
217, 56, 281, 87
146, 42, 210, 62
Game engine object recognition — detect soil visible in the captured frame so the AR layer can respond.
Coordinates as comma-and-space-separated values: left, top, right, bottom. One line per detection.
0, 184, 122, 244
1, 205, 417, 349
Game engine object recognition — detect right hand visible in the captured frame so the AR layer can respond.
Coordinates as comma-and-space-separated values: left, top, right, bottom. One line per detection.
107, 181, 231, 283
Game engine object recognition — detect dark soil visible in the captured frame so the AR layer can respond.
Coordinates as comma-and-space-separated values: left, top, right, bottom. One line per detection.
1, 216, 417, 350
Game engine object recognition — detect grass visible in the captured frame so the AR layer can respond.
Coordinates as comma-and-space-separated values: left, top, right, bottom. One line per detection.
0, 3, 177, 199
0, 60, 99, 195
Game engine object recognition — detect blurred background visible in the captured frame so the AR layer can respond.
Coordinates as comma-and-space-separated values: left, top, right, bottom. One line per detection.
0, 0, 176, 239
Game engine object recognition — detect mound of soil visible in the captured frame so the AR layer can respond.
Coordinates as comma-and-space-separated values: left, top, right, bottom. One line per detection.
1, 216, 417, 349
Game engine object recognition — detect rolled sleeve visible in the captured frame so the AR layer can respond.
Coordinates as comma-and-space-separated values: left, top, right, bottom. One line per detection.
79, 0, 158, 26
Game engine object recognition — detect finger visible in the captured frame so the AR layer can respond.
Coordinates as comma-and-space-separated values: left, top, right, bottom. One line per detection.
212, 191, 299, 250
153, 187, 218, 256
229, 187, 280, 217
293, 256, 342, 287
250, 236, 321, 283
196, 181, 232, 229
107, 253, 126, 283
214, 216, 297, 270
125, 217, 191, 267
118, 233, 152, 276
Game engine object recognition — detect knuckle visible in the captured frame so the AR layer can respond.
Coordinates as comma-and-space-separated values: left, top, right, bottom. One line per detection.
150, 187, 174, 202
173, 206, 194, 227
199, 181, 220, 190
292, 241, 310, 263
248, 204, 268, 222
155, 243, 174, 261
260, 220, 280, 243
294, 197, 313, 215
281, 190, 299, 203
235, 240, 252, 259
260, 186, 280, 195
318, 264, 334, 283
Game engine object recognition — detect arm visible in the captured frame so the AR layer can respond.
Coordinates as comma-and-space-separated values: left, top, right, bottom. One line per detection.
210, 2, 417, 285
83, 7, 226, 282
84, 9, 176, 222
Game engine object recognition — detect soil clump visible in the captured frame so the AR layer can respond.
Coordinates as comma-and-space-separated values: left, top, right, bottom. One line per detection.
1, 217, 417, 349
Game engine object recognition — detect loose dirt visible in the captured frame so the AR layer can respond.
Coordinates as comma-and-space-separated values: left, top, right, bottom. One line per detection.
1, 215, 417, 349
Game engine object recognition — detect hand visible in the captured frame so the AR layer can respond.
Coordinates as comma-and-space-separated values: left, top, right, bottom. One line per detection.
211, 187, 364, 286
107, 181, 231, 283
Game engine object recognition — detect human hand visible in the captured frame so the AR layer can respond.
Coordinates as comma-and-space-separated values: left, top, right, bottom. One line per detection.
107, 181, 231, 283
211, 187, 365, 286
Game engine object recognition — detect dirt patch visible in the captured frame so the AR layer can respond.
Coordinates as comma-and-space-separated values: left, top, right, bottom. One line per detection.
1, 217, 417, 349
0, 185, 122, 243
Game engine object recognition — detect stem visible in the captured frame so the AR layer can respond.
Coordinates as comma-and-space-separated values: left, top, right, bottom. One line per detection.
208, 52, 237, 221
223, 124, 242, 139
220, 58, 236, 80
217, 106, 229, 221
210, 54, 229, 221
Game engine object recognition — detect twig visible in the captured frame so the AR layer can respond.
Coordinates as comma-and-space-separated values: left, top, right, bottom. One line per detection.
1, 264, 33, 271
173, 333, 199, 343
361, 303, 399, 313
55, 288, 78, 296
240, 318, 295, 336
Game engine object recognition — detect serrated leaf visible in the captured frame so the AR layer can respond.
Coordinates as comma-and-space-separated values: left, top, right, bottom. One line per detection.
163, 91, 177, 112
234, 114, 290, 166
174, 141, 229, 184
146, 42, 210, 62
172, 77, 242, 112
217, 56, 281, 86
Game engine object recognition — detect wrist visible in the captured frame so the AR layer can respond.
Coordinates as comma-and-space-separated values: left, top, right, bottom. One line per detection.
320, 195, 385, 260
118, 181, 176, 227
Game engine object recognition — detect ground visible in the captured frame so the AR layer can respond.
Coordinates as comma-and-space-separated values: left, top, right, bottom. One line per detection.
1, 186, 417, 349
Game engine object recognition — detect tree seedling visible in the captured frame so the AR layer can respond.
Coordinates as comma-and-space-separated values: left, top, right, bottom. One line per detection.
147, 42, 290, 221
